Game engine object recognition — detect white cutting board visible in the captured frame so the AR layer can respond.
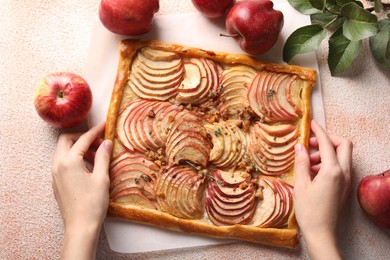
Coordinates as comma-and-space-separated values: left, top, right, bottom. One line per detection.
86, 2, 325, 254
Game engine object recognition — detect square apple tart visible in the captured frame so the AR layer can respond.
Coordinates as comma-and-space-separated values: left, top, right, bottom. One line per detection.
104, 39, 316, 248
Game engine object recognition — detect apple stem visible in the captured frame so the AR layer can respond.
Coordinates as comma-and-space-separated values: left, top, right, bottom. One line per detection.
59, 90, 64, 99
219, 33, 240, 38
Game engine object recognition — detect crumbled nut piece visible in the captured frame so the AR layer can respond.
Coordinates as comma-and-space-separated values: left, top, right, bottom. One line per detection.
255, 186, 264, 200
239, 182, 249, 190
147, 110, 155, 118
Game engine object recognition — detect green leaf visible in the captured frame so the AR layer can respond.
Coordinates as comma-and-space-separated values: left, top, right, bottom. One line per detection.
309, 0, 325, 11
369, 19, 390, 69
336, 0, 363, 8
374, 0, 384, 13
328, 27, 363, 75
283, 24, 326, 63
325, 0, 342, 13
287, 0, 320, 14
311, 13, 346, 31
341, 2, 378, 41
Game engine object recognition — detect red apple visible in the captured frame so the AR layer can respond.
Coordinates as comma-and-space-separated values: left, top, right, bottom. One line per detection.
191, 0, 235, 18
98, 0, 159, 35
224, 0, 284, 55
357, 169, 390, 229
34, 72, 92, 128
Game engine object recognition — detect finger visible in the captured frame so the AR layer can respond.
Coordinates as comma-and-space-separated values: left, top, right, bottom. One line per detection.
310, 164, 321, 174
330, 135, 353, 177
309, 136, 318, 148
90, 137, 104, 150
294, 143, 312, 186
53, 132, 83, 168
84, 149, 96, 165
71, 123, 106, 156
309, 150, 321, 164
83, 137, 105, 164
93, 139, 113, 180
311, 120, 338, 164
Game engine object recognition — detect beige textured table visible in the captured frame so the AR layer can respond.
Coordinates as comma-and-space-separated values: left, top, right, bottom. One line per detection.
1, 1, 389, 259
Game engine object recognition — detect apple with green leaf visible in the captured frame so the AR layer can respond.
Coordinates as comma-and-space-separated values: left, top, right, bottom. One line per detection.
357, 169, 390, 229
34, 72, 92, 128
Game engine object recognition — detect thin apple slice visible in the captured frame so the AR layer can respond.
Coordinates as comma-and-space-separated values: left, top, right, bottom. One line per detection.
247, 71, 305, 123
156, 166, 181, 213
166, 168, 193, 218
205, 170, 256, 226
111, 188, 157, 209
178, 62, 201, 93
249, 178, 276, 226
286, 77, 304, 116
205, 121, 247, 169
204, 123, 225, 162
115, 101, 145, 152
156, 165, 205, 219
109, 151, 159, 181
140, 47, 181, 61
176, 58, 218, 104
128, 48, 184, 101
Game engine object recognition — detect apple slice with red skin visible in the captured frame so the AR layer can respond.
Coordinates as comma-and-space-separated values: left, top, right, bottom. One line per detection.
109, 151, 159, 181
156, 166, 183, 213
125, 100, 157, 152
154, 104, 182, 143
273, 74, 299, 120
141, 47, 180, 61
204, 123, 225, 162
156, 165, 205, 219
286, 77, 304, 116
166, 168, 193, 218
178, 62, 202, 93
261, 177, 294, 228
208, 180, 254, 205
176, 171, 199, 217
138, 52, 183, 72
248, 71, 303, 123
110, 166, 155, 190
111, 188, 157, 209
259, 177, 283, 227
128, 48, 184, 100
205, 169, 256, 226
115, 101, 143, 152
255, 122, 298, 147
110, 178, 155, 201
217, 65, 255, 119
248, 122, 297, 175
249, 178, 276, 226
177, 58, 219, 104
165, 112, 211, 167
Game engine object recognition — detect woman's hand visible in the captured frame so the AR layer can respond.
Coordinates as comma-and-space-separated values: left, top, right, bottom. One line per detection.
52, 123, 113, 259
294, 120, 353, 260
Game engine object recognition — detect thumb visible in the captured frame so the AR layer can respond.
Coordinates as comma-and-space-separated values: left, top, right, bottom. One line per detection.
294, 143, 311, 186
93, 139, 113, 179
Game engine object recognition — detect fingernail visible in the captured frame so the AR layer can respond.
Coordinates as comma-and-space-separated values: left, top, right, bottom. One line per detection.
295, 143, 304, 152
104, 139, 113, 151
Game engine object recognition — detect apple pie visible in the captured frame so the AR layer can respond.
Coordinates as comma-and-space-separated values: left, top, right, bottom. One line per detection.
104, 39, 316, 248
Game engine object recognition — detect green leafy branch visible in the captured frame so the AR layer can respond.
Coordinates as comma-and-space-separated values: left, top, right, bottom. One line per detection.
283, 0, 390, 75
